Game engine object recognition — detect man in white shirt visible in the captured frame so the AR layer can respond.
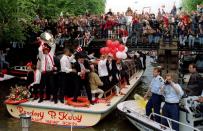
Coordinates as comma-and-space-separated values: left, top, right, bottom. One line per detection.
125, 15, 133, 35
98, 55, 110, 91
59, 48, 76, 103
161, 73, 184, 131
38, 32, 56, 103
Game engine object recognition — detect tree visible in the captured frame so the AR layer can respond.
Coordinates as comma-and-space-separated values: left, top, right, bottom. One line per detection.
0, 0, 38, 46
0, 0, 106, 46
182, 0, 203, 12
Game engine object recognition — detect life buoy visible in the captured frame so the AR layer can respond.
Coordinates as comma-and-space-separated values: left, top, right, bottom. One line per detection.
66, 97, 90, 107
4, 99, 28, 105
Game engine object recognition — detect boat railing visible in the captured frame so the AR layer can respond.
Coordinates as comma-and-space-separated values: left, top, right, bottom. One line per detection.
123, 106, 200, 131
149, 113, 201, 131
103, 60, 137, 98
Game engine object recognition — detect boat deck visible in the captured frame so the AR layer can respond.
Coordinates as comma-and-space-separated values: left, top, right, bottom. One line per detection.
20, 70, 143, 114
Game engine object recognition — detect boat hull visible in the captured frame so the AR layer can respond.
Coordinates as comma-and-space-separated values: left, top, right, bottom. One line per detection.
6, 104, 102, 127
117, 100, 173, 131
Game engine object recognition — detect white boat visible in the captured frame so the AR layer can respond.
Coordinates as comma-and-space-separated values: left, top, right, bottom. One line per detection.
0, 74, 15, 82
5, 64, 144, 127
8, 66, 29, 77
117, 95, 202, 131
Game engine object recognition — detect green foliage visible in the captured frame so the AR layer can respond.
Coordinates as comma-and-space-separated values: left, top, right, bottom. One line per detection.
0, 0, 106, 45
182, 0, 203, 12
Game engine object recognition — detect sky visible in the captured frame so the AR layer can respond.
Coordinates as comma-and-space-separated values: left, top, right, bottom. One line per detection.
105, 0, 182, 14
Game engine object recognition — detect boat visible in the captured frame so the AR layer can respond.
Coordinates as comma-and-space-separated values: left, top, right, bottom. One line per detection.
117, 94, 202, 131
0, 69, 15, 82
0, 74, 15, 82
7, 66, 29, 77
5, 60, 144, 127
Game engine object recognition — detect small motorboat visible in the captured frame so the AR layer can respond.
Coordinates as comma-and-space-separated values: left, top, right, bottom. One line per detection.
7, 66, 29, 77
0, 74, 15, 82
0, 69, 15, 82
117, 94, 201, 131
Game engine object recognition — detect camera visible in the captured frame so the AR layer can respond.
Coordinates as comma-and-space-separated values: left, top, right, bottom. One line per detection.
165, 80, 170, 85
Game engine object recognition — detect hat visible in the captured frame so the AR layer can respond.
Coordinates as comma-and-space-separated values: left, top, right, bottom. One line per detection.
26, 62, 33, 67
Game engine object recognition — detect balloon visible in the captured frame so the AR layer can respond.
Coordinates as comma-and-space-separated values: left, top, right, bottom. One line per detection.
104, 47, 110, 54
122, 53, 127, 59
113, 40, 120, 48
110, 48, 117, 56
124, 46, 128, 52
118, 44, 125, 51
106, 40, 113, 47
100, 47, 105, 54
116, 51, 123, 59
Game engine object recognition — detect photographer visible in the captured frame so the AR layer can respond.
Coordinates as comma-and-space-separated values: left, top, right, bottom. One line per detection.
161, 73, 184, 131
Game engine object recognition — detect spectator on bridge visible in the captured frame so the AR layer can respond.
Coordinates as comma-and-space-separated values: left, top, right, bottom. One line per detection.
154, 29, 161, 44
143, 21, 155, 45
188, 27, 196, 48
199, 15, 203, 47
178, 23, 188, 47
119, 26, 129, 45
125, 8, 133, 35
106, 9, 113, 16
170, 3, 177, 16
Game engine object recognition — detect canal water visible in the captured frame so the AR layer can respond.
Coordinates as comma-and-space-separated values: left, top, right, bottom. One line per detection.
0, 56, 155, 131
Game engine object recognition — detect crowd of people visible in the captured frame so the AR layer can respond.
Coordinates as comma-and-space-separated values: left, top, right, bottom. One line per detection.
31, 5, 203, 49
24, 32, 144, 105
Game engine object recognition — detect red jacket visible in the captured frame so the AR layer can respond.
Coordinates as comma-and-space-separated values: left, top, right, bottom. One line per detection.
118, 29, 128, 37
104, 20, 115, 30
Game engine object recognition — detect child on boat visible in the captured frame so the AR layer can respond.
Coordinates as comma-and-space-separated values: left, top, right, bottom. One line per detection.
89, 63, 104, 101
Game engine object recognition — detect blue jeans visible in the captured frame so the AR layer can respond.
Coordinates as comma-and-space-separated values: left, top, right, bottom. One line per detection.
199, 37, 203, 45
188, 35, 195, 47
148, 35, 153, 44
162, 103, 179, 131
179, 35, 187, 46
154, 36, 160, 44
146, 93, 162, 122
